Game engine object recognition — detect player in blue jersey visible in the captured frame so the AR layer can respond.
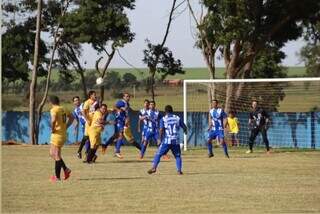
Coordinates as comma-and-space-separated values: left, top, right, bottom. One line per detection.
207, 99, 229, 158
101, 93, 141, 158
138, 99, 150, 158
148, 105, 187, 175
72, 96, 87, 148
140, 100, 160, 159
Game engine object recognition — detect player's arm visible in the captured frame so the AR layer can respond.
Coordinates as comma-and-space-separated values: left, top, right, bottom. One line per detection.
51, 112, 57, 133
263, 109, 270, 128
248, 112, 253, 126
179, 119, 188, 135
66, 113, 75, 129
208, 111, 212, 131
159, 118, 164, 145
236, 117, 240, 130
82, 102, 90, 125
223, 113, 228, 130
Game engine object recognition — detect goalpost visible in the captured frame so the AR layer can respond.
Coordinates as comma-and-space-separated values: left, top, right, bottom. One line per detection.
183, 78, 320, 151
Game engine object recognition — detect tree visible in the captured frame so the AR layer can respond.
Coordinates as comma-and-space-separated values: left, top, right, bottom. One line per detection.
199, 0, 320, 112
123, 73, 137, 84
300, 12, 320, 77
142, 0, 185, 101
61, 0, 136, 101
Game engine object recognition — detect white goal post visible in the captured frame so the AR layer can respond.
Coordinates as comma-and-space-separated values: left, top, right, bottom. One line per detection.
183, 77, 320, 151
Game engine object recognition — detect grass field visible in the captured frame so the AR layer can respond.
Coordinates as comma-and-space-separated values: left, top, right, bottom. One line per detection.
2, 145, 320, 213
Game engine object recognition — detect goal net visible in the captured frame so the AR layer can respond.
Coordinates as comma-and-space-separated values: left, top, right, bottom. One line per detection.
183, 78, 320, 151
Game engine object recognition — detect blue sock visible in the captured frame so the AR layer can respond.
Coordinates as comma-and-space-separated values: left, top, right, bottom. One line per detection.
152, 153, 161, 169
115, 139, 123, 153
222, 142, 229, 157
140, 143, 147, 157
208, 141, 213, 155
85, 140, 90, 154
175, 156, 182, 172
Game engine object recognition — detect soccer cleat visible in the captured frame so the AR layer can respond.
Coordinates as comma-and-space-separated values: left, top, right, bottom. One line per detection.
208, 153, 214, 158
92, 155, 98, 163
177, 171, 183, 175
50, 175, 61, 183
266, 150, 271, 155
147, 168, 156, 174
138, 155, 144, 160
64, 168, 71, 180
162, 154, 170, 160
115, 153, 123, 159
246, 150, 253, 154
225, 154, 230, 158
77, 152, 82, 159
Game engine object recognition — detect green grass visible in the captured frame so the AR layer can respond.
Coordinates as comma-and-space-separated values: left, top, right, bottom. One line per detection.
2, 145, 320, 213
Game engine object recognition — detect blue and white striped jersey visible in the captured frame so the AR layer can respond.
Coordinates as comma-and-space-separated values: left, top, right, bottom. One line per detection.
139, 108, 149, 130
160, 114, 184, 144
209, 108, 227, 131
147, 109, 160, 133
73, 103, 86, 126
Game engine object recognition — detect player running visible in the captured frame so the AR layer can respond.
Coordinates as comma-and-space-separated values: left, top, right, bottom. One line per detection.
207, 99, 229, 158
49, 95, 74, 182
138, 99, 150, 158
72, 96, 89, 151
148, 105, 187, 175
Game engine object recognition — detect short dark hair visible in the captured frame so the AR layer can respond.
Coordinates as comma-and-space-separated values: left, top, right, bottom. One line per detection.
72, 96, 80, 101
165, 105, 173, 113
123, 92, 130, 97
150, 100, 156, 105
212, 99, 218, 103
144, 99, 150, 103
229, 110, 235, 115
88, 90, 96, 97
101, 103, 107, 109
49, 95, 60, 105
252, 100, 258, 103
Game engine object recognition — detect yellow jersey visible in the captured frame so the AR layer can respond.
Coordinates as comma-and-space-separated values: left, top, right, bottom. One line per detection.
227, 117, 239, 134
50, 105, 70, 147
89, 110, 104, 133
83, 99, 96, 124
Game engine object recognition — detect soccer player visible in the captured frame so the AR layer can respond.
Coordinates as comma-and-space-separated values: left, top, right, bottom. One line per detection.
207, 99, 229, 158
147, 105, 187, 175
49, 95, 74, 182
138, 99, 150, 158
76, 90, 98, 159
226, 111, 240, 147
72, 96, 87, 147
140, 100, 160, 159
247, 100, 270, 154
86, 104, 108, 163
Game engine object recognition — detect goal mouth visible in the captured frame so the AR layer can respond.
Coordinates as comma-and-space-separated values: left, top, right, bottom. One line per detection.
183, 78, 320, 151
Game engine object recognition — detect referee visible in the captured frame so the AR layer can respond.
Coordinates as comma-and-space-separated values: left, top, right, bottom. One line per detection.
247, 100, 270, 154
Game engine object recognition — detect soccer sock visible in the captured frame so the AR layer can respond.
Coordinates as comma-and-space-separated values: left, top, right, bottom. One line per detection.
84, 140, 90, 154
60, 159, 67, 171
141, 143, 148, 157
249, 141, 253, 151
132, 140, 141, 151
208, 142, 213, 155
86, 149, 95, 162
152, 153, 161, 169
103, 136, 115, 148
115, 139, 123, 153
78, 136, 88, 153
222, 142, 229, 157
175, 156, 182, 172
55, 160, 61, 179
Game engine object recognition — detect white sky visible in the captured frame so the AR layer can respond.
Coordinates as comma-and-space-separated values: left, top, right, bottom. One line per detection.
78, 0, 305, 69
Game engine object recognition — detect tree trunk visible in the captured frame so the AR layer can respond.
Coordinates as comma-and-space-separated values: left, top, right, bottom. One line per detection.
150, 71, 156, 101
29, 0, 42, 145
78, 69, 87, 99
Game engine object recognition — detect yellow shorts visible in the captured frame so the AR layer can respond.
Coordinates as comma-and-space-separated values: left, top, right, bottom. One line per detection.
50, 133, 66, 148
123, 126, 133, 142
88, 130, 102, 149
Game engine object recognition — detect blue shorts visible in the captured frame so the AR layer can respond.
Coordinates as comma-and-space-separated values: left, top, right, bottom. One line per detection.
208, 130, 224, 140
156, 143, 181, 158
115, 123, 124, 134
143, 131, 159, 143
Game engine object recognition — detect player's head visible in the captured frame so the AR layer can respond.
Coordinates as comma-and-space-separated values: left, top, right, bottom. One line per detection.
144, 99, 150, 109
72, 96, 81, 107
165, 105, 173, 114
100, 103, 108, 114
212, 99, 218, 108
150, 100, 156, 110
229, 110, 235, 118
88, 90, 97, 101
49, 95, 60, 106
123, 92, 130, 102
252, 100, 258, 109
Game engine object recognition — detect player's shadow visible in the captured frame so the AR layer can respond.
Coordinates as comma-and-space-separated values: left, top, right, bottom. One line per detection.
79, 176, 146, 181
102, 160, 152, 164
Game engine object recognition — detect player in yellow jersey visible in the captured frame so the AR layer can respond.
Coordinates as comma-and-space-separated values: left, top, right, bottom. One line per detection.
49, 96, 74, 183
85, 104, 109, 163
226, 111, 240, 147
76, 90, 98, 159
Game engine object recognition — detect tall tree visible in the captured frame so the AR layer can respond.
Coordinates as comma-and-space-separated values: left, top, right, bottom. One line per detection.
29, 0, 42, 145
142, 0, 185, 101
199, 0, 320, 112
61, 0, 136, 101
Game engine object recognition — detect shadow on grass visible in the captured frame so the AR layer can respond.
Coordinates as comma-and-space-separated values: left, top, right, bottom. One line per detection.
79, 176, 146, 181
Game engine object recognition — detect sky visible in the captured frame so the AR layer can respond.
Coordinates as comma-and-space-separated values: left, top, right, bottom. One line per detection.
79, 0, 305, 69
